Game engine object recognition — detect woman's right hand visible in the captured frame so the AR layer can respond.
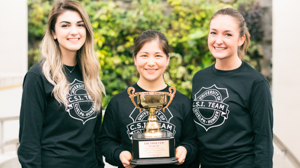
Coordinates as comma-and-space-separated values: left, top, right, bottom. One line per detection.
119, 151, 136, 168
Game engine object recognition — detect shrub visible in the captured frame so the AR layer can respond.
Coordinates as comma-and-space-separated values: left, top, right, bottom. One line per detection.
28, 0, 263, 108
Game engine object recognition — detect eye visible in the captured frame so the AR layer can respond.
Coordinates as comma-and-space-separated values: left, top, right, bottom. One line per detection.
140, 55, 148, 58
210, 32, 216, 35
225, 33, 232, 37
155, 55, 163, 58
78, 24, 85, 27
61, 24, 69, 28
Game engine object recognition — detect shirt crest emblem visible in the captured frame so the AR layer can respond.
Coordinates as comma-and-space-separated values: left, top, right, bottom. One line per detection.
66, 79, 96, 124
193, 84, 230, 131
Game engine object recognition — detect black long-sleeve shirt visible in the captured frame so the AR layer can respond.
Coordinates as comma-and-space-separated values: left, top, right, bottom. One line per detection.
99, 84, 198, 168
192, 61, 273, 168
18, 61, 104, 168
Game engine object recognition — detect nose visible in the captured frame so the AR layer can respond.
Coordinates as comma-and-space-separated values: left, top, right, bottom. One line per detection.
70, 25, 78, 35
147, 56, 155, 66
215, 35, 223, 44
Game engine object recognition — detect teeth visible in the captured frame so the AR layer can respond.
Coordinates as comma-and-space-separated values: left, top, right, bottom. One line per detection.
69, 38, 79, 41
214, 47, 226, 50
146, 69, 156, 72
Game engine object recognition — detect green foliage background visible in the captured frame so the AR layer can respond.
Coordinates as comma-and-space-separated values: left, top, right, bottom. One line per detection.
28, 0, 261, 108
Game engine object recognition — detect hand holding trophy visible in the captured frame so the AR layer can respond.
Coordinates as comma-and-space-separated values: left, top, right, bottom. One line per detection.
127, 86, 178, 165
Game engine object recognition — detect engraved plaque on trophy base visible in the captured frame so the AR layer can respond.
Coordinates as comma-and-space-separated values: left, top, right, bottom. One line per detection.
131, 134, 178, 165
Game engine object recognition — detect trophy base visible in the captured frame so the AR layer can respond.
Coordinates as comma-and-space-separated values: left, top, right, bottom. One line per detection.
131, 157, 178, 165
131, 133, 178, 166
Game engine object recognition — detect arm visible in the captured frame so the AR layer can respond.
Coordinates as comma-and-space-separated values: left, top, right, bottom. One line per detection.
177, 100, 198, 166
98, 103, 124, 167
17, 73, 45, 168
250, 80, 273, 168
94, 108, 105, 168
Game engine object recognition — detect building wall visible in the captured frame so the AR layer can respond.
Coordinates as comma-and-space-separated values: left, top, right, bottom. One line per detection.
0, 0, 27, 87
273, 0, 300, 160
259, 0, 272, 85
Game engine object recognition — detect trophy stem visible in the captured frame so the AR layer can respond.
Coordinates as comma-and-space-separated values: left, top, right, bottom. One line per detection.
143, 108, 163, 138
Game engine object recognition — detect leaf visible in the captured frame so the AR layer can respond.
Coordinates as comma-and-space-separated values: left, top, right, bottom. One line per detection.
189, 29, 206, 39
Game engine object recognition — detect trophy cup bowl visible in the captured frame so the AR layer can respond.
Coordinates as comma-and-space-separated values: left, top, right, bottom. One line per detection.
127, 86, 178, 165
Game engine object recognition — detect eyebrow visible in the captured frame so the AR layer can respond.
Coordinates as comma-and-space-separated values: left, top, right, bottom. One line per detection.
211, 28, 232, 32
139, 51, 147, 53
139, 51, 163, 54
59, 20, 84, 24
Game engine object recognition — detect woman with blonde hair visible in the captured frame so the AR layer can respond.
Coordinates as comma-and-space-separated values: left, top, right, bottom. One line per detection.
18, 0, 105, 167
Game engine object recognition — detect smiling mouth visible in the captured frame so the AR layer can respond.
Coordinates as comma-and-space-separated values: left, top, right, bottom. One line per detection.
145, 69, 157, 73
214, 47, 227, 50
68, 38, 80, 41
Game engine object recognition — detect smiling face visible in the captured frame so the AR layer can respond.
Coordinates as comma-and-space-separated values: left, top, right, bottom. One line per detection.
208, 15, 245, 61
134, 39, 169, 85
52, 10, 86, 57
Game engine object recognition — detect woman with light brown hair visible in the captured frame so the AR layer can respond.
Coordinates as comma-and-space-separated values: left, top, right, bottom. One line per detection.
18, 0, 105, 167
192, 8, 273, 168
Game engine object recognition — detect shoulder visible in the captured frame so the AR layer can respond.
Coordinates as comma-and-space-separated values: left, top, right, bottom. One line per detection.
169, 89, 192, 116
27, 60, 44, 76
23, 60, 55, 95
173, 89, 191, 105
109, 87, 130, 104
242, 62, 268, 84
193, 64, 213, 80
23, 60, 45, 84
194, 65, 213, 75
175, 90, 190, 101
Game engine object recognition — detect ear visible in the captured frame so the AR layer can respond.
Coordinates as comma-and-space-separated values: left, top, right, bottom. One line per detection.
134, 56, 137, 66
238, 35, 246, 47
52, 30, 57, 40
166, 53, 170, 67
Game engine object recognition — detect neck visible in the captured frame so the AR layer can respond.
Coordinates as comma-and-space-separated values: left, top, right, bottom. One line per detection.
61, 49, 77, 66
215, 56, 242, 70
137, 77, 167, 91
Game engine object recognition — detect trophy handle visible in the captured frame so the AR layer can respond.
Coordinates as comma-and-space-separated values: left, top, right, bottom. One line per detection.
127, 87, 142, 113
163, 86, 176, 112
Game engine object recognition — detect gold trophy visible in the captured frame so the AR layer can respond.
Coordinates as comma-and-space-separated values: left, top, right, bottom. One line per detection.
127, 86, 178, 165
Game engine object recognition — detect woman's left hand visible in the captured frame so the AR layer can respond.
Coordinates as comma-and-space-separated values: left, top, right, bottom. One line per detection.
174, 146, 187, 165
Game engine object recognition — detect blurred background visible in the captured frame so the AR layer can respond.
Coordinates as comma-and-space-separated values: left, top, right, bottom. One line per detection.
0, 0, 299, 167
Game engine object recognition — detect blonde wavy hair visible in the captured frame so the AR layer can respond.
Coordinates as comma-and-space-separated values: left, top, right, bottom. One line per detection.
41, 0, 105, 112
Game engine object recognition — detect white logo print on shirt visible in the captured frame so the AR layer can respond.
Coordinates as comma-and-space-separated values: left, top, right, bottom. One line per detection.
65, 79, 97, 124
193, 84, 230, 131
126, 107, 176, 139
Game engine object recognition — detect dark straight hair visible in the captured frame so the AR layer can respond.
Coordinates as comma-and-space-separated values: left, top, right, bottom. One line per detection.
132, 30, 170, 57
